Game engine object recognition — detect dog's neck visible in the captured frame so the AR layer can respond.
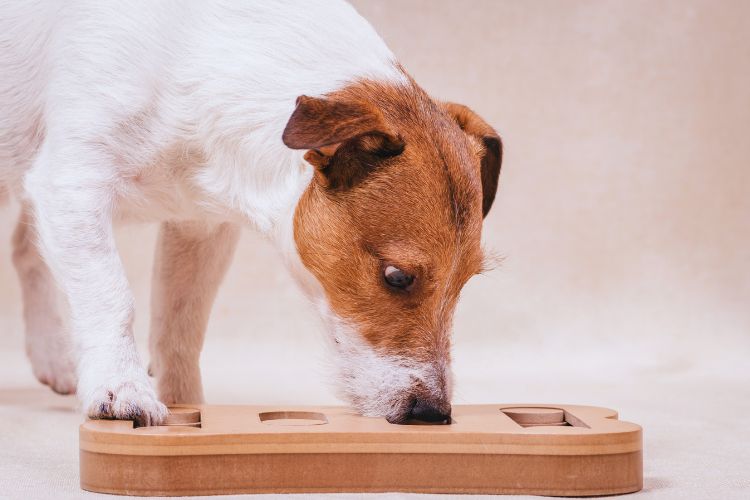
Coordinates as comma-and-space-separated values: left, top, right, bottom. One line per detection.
177, 9, 403, 224
169, 1, 408, 292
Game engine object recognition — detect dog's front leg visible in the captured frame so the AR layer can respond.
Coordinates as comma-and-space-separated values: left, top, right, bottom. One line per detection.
24, 145, 166, 426
12, 202, 77, 395
149, 221, 240, 404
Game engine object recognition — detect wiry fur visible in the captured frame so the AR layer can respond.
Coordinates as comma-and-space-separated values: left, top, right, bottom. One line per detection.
318, 302, 452, 422
1, 0, 499, 425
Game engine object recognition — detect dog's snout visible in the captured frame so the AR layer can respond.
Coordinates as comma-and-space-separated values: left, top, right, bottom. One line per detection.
408, 399, 452, 424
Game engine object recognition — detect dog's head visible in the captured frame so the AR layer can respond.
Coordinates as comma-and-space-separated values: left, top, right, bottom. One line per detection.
283, 80, 501, 424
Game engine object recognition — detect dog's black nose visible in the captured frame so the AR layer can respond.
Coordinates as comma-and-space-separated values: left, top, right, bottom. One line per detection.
408, 399, 452, 424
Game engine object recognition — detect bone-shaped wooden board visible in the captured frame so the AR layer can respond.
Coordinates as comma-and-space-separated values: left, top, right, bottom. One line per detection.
79, 404, 642, 496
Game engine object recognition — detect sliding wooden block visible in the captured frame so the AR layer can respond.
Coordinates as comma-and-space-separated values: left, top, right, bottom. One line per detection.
501, 407, 565, 426
160, 408, 201, 427
79, 404, 643, 496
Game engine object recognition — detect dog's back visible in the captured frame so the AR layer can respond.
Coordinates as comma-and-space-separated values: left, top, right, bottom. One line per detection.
0, 0, 401, 198
0, 1, 57, 184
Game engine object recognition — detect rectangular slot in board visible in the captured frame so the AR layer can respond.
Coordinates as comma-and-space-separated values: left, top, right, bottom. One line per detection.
501, 407, 589, 428
259, 411, 328, 426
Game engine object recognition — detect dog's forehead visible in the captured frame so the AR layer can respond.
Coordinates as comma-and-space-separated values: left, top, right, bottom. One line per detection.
332, 80, 484, 226
324, 82, 485, 267
350, 128, 483, 236
341, 153, 484, 280
431, 129, 485, 230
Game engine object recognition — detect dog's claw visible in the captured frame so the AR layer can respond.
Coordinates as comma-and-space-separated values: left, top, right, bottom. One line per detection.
85, 380, 167, 426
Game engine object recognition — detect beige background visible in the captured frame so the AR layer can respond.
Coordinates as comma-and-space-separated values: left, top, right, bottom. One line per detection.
1, 1, 748, 498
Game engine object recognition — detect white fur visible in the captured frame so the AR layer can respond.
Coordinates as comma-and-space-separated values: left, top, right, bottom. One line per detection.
318, 302, 451, 421
11, 203, 77, 395
0, 0, 439, 423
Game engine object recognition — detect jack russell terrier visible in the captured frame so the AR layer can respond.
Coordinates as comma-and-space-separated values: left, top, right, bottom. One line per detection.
0, 0, 502, 425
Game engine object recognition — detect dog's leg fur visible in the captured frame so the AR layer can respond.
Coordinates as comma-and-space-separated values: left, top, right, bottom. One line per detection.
149, 221, 240, 405
24, 143, 167, 426
12, 202, 77, 394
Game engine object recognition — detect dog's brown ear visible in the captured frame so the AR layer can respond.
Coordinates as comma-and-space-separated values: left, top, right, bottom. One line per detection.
282, 95, 404, 189
444, 102, 502, 218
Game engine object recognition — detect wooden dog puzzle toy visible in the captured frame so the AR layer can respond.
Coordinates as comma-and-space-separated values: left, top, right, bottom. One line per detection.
80, 404, 643, 496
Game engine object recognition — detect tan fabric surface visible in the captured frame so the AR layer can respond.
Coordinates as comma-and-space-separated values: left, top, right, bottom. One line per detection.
1, 0, 749, 498
1, 336, 749, 499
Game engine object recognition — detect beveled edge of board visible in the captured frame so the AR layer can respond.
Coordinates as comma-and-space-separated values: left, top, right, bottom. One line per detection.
80, 403, 642, 457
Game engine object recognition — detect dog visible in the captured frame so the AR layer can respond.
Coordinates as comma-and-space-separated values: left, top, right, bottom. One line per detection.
0, 0, 502, 425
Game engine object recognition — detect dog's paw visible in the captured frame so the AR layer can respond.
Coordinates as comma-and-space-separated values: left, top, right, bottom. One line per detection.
27, 343, 78, 395
83, 378, 168, 427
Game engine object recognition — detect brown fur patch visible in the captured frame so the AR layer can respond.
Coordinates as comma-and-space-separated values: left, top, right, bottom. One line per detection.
443, 102, 503, 218
287, 78, 500, 364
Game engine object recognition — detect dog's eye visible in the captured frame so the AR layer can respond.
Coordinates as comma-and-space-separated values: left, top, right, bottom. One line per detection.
384, 265, 415, 290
